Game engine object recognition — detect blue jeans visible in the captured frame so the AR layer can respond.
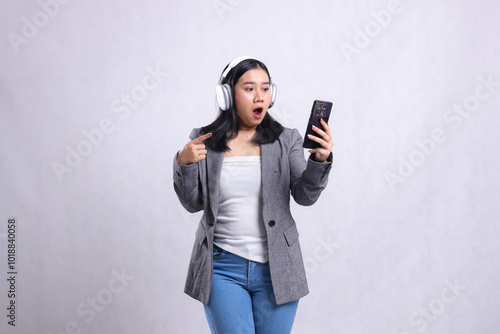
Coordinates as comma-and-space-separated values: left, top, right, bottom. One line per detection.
204, 245, 299, 334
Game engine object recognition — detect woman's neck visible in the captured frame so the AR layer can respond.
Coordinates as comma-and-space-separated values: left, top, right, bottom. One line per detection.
236, 127, 257, 139
225, 129, 260, 157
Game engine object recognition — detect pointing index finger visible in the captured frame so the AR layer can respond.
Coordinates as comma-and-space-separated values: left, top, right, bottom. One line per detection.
192, 132, 212, 144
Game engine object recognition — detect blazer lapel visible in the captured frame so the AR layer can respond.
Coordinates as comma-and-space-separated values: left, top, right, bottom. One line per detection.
261, 140, 280, 203
206, 149, 224, 225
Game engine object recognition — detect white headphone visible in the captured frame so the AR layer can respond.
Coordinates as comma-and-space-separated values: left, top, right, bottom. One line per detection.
215, 56, 277, 111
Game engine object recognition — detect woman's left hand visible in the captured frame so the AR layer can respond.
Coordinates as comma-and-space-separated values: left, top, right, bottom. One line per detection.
307, 119, 334, 163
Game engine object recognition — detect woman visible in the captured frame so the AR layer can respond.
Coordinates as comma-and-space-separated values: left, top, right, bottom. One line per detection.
173, 56, 333, 333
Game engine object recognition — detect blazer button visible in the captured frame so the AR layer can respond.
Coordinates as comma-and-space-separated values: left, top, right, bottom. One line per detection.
268, 220, 276, 227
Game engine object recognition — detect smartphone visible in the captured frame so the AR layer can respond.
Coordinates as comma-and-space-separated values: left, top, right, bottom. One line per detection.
302, 100, 333, 149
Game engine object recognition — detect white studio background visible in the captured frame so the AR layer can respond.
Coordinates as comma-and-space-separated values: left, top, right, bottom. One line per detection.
1, 1, 499, 333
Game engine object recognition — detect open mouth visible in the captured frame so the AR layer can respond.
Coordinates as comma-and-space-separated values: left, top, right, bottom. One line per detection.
253, 108, 263, 118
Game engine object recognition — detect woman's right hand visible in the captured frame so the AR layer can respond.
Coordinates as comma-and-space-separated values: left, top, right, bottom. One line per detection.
176, 133, 212, 165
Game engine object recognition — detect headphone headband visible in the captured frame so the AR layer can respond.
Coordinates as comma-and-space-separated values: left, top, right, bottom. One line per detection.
221, 56, 271, 81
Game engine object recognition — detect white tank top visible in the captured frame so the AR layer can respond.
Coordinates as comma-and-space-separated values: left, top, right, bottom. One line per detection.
214, 156, 268, 263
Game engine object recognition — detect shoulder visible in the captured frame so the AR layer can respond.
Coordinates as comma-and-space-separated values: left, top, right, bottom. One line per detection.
189, 128, 203, 140
278, 127, 303, 143
267, 127, 304, 154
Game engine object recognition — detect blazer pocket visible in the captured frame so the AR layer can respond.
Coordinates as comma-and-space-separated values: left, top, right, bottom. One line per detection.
283, 224, 299, 247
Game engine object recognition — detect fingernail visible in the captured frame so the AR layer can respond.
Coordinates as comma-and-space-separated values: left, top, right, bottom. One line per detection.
312, 125, 317, 129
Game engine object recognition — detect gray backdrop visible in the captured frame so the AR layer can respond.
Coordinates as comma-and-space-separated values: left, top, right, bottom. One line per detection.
1, 0, 499, 333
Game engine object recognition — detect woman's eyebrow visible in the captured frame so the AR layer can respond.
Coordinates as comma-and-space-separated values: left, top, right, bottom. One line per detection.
241, 81, 270, 85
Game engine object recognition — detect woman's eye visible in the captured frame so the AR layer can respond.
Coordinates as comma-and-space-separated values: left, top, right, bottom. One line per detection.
263, 87, 269, 92
245, 88, 253, 92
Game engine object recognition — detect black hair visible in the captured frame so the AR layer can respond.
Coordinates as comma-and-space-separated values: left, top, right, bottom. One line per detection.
201, 58, 284, 152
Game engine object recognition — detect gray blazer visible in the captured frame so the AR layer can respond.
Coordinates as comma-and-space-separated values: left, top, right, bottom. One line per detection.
173, 127, 332, 305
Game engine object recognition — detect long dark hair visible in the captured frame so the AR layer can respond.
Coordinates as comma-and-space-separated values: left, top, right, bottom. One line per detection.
201, 58, 284, 152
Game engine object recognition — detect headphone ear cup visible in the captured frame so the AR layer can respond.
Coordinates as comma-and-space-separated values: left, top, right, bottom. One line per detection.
269, 83, 277, 109
216, 83, 233, 111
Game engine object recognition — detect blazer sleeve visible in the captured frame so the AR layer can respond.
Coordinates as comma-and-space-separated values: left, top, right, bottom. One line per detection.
288, 128, 332, 206
173, 129, 204, 213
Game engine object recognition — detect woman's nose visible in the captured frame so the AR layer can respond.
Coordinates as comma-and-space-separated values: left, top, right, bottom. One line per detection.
255, 91, 263, 102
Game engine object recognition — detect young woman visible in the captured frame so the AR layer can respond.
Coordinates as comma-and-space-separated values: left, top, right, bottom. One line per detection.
173, 56, 333, 333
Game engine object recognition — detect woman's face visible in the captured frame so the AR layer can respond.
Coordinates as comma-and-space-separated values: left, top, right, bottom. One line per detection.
233, 66, 271, 131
